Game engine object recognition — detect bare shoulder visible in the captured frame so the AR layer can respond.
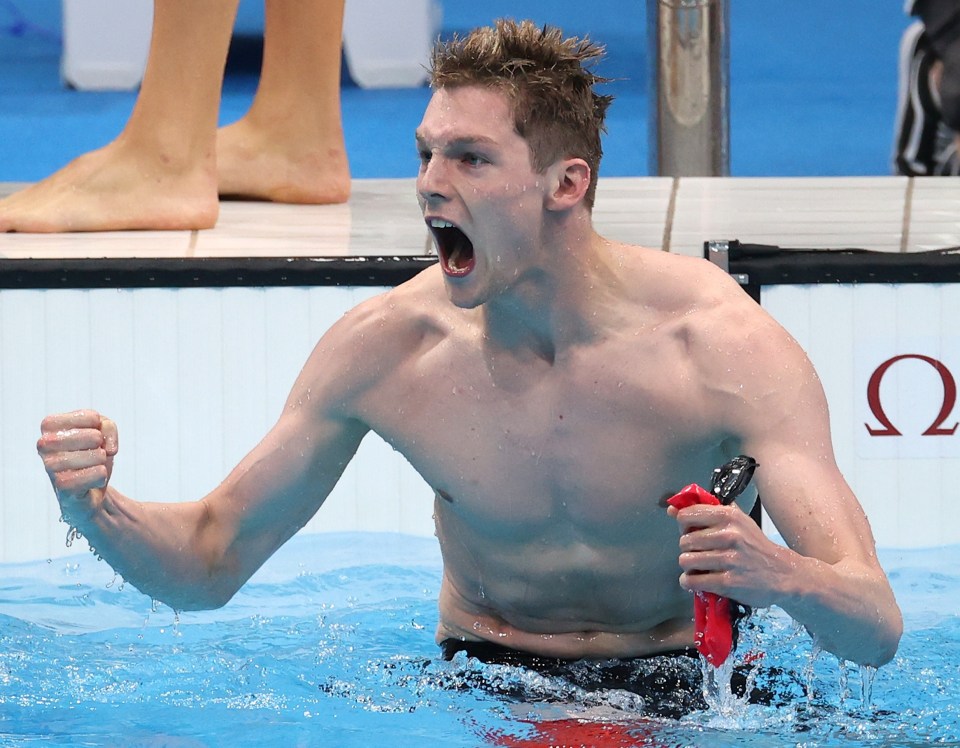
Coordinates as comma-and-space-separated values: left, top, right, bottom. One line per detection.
632, 248, 819, 422
630, 248, 781, 346
294, 266, 453, 411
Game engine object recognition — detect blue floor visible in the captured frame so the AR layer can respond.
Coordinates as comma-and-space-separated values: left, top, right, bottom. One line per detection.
0, 0, 908, 182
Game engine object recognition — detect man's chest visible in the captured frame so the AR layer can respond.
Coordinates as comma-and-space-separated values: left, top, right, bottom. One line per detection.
368, 352, 728, 528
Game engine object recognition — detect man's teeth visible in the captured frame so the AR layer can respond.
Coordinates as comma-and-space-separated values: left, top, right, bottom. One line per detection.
430, 219, 455, 228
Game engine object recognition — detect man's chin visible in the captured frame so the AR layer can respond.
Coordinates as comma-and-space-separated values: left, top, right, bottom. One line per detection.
445, 290, 484, 310
442, 278, 485, 310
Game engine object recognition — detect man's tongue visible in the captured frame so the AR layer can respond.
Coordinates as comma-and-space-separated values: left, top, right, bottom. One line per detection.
444, 230, 475, 276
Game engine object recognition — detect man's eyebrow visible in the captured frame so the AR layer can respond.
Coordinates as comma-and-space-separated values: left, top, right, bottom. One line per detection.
415, 132, 498, 149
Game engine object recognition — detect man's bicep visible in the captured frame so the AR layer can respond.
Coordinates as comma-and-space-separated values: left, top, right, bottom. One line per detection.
734, 343, 878, 564
749, 434, 878, 566
203, 407, 369, 578
234, 406, 367, 525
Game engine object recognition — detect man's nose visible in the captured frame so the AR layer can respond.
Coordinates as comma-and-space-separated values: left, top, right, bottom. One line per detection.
417, 157, 450, 203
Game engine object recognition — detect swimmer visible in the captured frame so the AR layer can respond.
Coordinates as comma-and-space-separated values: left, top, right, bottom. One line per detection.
0, 0, 349, 233
37, 21, 901, 679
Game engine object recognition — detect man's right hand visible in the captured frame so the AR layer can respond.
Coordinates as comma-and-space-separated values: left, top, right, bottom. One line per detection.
37, 410, 119, 523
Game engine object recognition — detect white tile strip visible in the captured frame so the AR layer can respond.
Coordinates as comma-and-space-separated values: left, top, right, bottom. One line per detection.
906, 177, 960, 252
669, 177, 911, 257
3, 176, 957, 261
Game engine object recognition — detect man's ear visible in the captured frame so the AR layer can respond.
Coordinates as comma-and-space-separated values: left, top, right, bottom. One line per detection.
545, 158, 591, 211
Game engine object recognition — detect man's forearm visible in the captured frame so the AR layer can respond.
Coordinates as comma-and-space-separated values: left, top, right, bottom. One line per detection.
777, 553, 902, 667
69, 488, 241, 611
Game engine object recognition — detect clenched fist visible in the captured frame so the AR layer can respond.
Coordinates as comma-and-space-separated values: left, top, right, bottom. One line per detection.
37, 409, 119, 524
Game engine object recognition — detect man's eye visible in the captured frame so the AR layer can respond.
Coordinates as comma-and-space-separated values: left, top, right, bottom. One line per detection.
462, 153, 486, 167
418, 150, 432, 165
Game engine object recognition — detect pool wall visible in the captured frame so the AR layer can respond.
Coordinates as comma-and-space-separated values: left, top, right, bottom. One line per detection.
1, 286, 436, 563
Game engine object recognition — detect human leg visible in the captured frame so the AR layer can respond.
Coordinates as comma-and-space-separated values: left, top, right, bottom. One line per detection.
216, 0, 350, 204
894, 21, 942, 175
0, 0, 240, 233
898, 3, 960, 176
931, 24, 960, 174
928, 57, 960, 174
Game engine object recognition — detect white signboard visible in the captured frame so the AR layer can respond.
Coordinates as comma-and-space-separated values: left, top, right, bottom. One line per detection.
856, 340, 960, 459
763, 283, 960, 548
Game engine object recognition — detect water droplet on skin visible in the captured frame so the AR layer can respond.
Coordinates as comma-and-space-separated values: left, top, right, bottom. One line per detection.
64, 526, 81, 548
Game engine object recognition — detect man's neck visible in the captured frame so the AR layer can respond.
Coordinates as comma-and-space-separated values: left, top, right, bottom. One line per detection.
481, 226, 620, 362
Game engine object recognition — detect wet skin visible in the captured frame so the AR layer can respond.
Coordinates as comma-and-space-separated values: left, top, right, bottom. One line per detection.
38, 85, 901, 666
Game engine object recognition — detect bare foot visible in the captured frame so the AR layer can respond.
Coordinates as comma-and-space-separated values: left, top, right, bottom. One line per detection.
216, 117, 351, 204
0, 139, 219, 233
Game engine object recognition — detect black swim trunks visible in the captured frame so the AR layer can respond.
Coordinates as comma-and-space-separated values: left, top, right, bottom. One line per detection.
439, 639, 771, 719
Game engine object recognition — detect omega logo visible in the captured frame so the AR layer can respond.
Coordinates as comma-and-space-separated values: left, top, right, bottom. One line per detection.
865, 354, 958, 437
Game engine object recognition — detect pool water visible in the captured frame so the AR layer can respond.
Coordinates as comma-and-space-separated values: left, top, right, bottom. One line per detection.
1, 533, 957, 747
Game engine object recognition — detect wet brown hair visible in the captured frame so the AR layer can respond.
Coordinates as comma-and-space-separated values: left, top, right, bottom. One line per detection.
429, 18, 613, 208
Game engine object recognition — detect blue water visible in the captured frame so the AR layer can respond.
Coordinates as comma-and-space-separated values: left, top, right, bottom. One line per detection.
0, 533, 957, 747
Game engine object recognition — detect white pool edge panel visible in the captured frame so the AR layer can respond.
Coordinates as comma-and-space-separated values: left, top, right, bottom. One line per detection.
2, 176, 959, 561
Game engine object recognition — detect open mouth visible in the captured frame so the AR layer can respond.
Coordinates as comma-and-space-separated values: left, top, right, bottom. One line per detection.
428, 219, 476, 277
